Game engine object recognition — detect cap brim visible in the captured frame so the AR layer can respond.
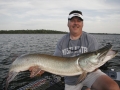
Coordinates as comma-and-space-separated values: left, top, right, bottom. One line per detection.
68, 13, 83, 20
69, 16, 83, 21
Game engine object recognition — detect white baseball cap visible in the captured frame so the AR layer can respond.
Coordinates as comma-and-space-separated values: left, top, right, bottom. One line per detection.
68, 10, 83, 21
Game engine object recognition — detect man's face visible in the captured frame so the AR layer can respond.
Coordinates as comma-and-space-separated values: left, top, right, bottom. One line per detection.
68, 17, 83, 35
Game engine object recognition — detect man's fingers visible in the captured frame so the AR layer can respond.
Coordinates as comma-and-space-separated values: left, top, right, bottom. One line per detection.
29, 66, 45, 77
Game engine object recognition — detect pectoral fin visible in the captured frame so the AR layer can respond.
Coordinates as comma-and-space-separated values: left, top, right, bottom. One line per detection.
76, 71, 87, 84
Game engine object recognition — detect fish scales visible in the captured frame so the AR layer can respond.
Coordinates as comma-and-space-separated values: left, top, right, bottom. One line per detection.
10, 54, 82, 76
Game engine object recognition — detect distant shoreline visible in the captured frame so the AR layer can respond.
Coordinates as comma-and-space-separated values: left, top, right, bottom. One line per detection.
90, 33, 120, 35
0, 29, 119, 35
0, 29, 68, 34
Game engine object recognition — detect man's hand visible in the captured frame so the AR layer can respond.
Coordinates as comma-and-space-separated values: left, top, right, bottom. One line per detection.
28, 66, 45, 77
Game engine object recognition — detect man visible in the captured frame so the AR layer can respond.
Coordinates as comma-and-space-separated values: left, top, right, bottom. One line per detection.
53, 10, 119, 90
29, 10, 119, 90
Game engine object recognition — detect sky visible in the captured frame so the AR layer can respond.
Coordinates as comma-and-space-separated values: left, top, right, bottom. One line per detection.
0, 0, 120, 33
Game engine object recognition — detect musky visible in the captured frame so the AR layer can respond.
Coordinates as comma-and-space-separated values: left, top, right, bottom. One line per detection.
0, 0, 120, 33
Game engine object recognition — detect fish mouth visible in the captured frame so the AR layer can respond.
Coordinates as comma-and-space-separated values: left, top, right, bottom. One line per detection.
96, 44, 113, 61
97, 44, 118, 62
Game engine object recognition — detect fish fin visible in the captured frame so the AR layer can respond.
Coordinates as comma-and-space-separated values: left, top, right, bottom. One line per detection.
30, 67, 42, 77
6, 71, 18, 90
76, 71, 87, 85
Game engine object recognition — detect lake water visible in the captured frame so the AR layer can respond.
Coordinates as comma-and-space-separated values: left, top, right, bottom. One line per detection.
0, 34, 120, 90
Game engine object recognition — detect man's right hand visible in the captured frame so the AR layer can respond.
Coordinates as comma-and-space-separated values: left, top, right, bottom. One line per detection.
29, 66, 45, 77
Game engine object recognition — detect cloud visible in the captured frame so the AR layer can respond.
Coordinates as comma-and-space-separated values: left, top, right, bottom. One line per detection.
0, 0, 120, 33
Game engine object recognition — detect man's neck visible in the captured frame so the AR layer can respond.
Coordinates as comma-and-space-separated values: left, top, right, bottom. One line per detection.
70, 32, 82, 40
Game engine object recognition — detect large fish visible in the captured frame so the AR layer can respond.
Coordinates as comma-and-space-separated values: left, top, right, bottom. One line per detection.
6, 44, 117, 89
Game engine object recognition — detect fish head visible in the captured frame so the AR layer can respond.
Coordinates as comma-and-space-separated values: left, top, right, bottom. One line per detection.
78, 44, 118, 72
95, 44, 118, 64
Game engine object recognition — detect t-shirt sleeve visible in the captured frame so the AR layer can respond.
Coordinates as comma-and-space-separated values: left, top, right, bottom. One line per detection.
53, 39, 63, 57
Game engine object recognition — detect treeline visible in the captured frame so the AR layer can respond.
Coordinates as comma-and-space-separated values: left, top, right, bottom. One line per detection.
90, 33, 120, 35
0, 29, 68, 34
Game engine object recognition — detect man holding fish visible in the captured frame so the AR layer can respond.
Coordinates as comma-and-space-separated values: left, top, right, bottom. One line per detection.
28, 10, 119, 90
7, 10, 120, 90
27, 10, 119, 90
53, 10, 119, 90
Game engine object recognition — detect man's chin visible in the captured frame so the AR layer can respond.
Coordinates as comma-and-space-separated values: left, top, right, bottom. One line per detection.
72, 29, 80, 32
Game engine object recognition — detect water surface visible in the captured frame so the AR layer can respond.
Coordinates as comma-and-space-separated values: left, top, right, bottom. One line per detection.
0, 34, 120, 90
